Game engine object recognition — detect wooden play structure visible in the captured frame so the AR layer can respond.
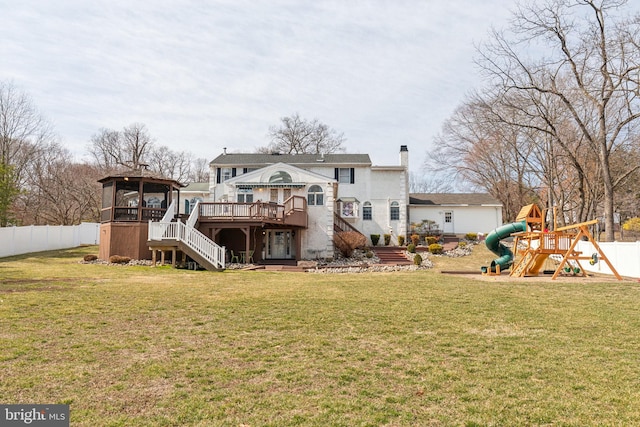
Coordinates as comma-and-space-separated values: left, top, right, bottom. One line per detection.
485, 204, 622, 280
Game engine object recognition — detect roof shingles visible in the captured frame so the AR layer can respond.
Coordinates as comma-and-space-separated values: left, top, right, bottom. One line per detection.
409, 193, 501, 206
210, 153, 371, 166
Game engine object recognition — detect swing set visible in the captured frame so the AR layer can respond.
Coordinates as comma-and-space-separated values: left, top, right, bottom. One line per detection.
488, 204, 622, 280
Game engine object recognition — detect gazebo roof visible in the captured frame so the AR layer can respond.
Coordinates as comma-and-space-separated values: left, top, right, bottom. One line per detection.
97, 170, 185, 188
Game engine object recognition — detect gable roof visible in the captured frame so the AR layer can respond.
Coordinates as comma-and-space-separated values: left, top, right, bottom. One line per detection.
182, 182, 209, 192
410, 193, 502, 206
210, 152, 371, 166
224, 162, 336, 188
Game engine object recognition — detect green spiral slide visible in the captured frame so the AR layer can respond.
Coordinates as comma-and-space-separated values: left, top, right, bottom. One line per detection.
481, 221, 527, 273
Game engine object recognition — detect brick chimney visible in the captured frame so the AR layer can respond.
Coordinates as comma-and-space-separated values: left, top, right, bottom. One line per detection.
400, 145, 408, 169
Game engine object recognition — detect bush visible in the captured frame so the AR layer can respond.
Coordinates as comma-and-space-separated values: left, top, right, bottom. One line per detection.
410, 234, 420, 246
413, 253, 423, 265
83, 254, 98, 262
109, 255, 131, 264
365, 251, 373, 258
425, 236, 437, 246
334, 231, 367, 257
465, 232, 478, 241
407, 243, 416, 253
623, 217, 640, 232
398, 235, 405, 246
459, 241, 467, 248
383, 234, 391, 246
428, 243, 443, 254
370, 234, 380, 246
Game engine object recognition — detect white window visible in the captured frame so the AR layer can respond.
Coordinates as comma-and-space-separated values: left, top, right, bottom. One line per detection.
237, 189, 253, 203
307, 185, 324, 206
221, 168, 232, 182
363, 202, 372, 220
269, 171, 292, 183
339, 168, 351, 183
390, 201, 400, 221
335, 167, 355, 184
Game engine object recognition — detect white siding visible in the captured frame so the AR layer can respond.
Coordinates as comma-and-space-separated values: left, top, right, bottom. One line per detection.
409, 205, 503, 235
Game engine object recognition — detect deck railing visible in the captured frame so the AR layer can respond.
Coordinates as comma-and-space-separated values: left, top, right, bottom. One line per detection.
197, 196, 307, 226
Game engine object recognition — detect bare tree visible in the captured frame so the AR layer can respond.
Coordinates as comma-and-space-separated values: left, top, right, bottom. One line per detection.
409, 171, 455, 193
0, 82, 56, 226
122, 123, 154, 170
88, 123, 155, 172
428, 95, 541, 221
17, 144, 101, 225
88, 128, 123, 171
189, 157, 210, 183
476, 0, 640, 240
260, 113, 346, 154
147, 145, 192, 182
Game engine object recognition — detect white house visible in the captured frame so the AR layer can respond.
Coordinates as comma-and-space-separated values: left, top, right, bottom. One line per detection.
204, 146, 410, 261
409, 193, 503, 236
152, 146, 504, 266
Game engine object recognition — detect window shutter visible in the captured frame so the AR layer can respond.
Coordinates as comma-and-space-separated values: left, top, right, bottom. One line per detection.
232, 168, 237, 177
350, 168, 355, 184
243, 168, 248, 174
216, 168, 221, 184
334, 168, 339, 180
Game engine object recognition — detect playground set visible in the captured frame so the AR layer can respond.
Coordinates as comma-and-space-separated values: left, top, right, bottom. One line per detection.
481, 204, 622, 280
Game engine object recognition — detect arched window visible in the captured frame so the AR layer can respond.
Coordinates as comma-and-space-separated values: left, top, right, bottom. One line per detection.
269, 171, 292, 183
307, 185, 324, 206
390, 201, 400, 221
363, 202, 372, 220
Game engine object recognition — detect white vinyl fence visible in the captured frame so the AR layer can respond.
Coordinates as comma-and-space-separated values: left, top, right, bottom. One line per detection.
0, 223, 100, 258
576, 240, 640, 279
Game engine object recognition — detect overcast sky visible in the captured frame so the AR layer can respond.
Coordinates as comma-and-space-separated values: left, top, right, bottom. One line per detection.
2, 1, 533, 173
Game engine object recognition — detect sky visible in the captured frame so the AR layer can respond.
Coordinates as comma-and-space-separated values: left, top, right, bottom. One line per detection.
2, 0, 521, 173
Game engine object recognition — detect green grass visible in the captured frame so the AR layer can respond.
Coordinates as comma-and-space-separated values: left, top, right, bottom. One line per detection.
1, 246, 640, 426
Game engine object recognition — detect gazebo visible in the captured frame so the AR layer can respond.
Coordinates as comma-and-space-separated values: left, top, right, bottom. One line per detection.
98, 172, 184, 260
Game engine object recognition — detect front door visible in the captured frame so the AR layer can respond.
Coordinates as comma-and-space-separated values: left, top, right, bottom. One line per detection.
265, 230, 295, 259
443, 210, 454, 233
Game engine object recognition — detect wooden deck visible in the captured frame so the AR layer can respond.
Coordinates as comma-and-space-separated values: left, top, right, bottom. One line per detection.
196, 196, 307, 227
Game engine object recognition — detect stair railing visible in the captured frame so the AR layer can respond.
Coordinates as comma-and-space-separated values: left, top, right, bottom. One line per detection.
179, 221, 225, 269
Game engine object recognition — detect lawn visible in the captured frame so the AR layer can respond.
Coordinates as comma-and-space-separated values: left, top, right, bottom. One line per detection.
1, 246, 640, 426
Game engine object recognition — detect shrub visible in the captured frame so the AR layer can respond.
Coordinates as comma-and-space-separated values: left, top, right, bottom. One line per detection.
398, 235, 405, 246
623, 217, 640, 232
459, 241, 467, 248
109, 255, 131, 264
425, 236, 437, 246
413, 253, 423, 266
370, 234, 380, 246
465, 232, 478, 241
428, 243, 443, 254
334, 231, 367, 257
383, 234, 391, 246
83, 254, 98, 262
365, 251, 373, 258
407, 243, 416, 253
410, 234, 420, 246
